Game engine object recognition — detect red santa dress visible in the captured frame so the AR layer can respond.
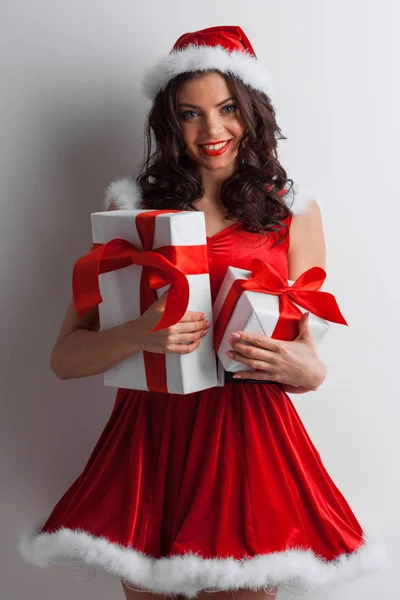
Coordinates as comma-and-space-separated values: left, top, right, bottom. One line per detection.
18, 182, 385, 597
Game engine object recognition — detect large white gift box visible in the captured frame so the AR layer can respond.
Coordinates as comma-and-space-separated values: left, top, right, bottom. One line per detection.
213, 265, 333, 373
90, 209, 218, 394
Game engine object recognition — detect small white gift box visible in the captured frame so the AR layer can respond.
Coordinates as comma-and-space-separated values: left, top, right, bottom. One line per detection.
213, 265, 337, 373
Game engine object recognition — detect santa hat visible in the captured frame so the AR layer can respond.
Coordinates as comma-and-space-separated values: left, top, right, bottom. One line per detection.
143, 25, 274, 99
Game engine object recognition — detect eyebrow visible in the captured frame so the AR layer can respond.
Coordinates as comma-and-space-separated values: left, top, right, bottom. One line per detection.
178, 96, 236, 109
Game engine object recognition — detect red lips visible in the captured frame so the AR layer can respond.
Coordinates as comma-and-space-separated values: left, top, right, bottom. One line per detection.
199, 140, 232, 157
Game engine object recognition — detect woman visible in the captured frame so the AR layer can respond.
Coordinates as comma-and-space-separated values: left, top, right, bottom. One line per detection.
19, 26, 384, 600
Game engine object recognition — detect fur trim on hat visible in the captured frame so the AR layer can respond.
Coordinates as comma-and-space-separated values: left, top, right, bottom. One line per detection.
143, 44, 274, 99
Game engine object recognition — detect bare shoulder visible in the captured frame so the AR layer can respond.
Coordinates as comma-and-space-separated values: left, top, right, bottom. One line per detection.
289, 199, 324, 246
287, 200, 326, 280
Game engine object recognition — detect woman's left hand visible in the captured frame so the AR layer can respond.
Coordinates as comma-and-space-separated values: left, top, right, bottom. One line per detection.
227, 312, 327, 391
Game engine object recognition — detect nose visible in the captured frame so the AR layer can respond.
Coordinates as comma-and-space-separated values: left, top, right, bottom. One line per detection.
202, 111, 224, 138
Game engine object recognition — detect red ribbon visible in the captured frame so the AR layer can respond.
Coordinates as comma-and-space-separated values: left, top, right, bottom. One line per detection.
73, 210, 208, 392
214, 259, 347, 352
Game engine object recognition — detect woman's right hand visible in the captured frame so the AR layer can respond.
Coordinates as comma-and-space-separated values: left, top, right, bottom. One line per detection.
133, 291, 211, 354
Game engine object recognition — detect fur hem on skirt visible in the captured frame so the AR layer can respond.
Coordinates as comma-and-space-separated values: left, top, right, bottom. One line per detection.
18, 527, 386, 598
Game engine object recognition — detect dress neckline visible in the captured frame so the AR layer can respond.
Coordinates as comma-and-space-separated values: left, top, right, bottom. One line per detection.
206, 221, 242, 241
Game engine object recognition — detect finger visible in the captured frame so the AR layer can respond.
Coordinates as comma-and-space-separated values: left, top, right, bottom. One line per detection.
169, 329, 209, 344
153, 290, 169, 308
171, 319, 210, 334
232, 369, 278, 381
228, 341, 280, 364
230, 331, 284, 352
226, 350, 276, 373
297, 311, 308, 329
167, 338, 202, 354
296, 312, 313, 339
279, 383, 313, 394
180, 310, 206, 323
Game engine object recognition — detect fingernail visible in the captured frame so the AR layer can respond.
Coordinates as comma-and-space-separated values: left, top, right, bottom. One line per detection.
206, 321, 212, 328
230, 332, 241, 339
232, 374, 242, 379
225, 351, 234, 358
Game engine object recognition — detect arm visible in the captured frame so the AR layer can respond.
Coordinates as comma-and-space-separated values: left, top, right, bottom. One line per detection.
279, 199, 327, 393
224, 199, 329, 391
287, 199, 326, 280
50, 198, 144, 380
50, 298, 143, 380
51, 294, 209, 380
51, 211, 208, 379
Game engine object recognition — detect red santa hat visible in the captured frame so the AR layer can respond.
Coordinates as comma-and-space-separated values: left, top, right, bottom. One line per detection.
143, 25, 274, 99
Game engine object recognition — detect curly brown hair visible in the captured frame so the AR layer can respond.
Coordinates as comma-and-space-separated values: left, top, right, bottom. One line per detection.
137, 71, 293, 244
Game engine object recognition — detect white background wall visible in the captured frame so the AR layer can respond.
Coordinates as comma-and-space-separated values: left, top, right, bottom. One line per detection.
1, 1, 397, 598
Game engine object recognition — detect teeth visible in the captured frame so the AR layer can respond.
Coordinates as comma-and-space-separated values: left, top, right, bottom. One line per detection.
201, 141, 229, 150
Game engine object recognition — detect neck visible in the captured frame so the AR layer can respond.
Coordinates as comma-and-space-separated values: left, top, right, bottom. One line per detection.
197, 163, 236, 211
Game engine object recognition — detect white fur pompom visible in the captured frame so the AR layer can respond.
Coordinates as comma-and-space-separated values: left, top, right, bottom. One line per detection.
282, 184, 316, 215
104, 177, 143, 210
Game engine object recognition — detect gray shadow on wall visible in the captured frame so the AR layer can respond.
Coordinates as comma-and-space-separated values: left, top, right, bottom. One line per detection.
8, 86, 148, 598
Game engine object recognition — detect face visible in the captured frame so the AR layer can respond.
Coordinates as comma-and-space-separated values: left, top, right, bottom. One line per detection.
176, 72, 246, 174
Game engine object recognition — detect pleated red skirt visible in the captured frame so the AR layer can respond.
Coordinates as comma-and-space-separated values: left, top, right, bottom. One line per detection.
19, 381, 384, 597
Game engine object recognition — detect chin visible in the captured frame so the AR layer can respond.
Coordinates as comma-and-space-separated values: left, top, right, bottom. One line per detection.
204, 160, 235, 171
194, 152, 239, 171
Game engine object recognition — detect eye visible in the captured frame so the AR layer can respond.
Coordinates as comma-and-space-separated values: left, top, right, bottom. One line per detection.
180, 110, 199, 120
222, 104, 238, 114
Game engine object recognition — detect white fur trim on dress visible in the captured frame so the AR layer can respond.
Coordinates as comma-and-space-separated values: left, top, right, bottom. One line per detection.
104, 177, 143, 210
105, 178, 315, 215
282, 184, 316, 215
18, 528, 385, 598
143, 44, 274, 99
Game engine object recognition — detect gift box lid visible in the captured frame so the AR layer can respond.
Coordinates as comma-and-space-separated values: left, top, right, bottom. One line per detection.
91, 210, 206, 247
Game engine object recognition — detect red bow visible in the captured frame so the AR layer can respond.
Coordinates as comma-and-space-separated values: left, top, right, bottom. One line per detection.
214, 259, 347, 352
73, 238, 192, 331
73, 210, 209, 392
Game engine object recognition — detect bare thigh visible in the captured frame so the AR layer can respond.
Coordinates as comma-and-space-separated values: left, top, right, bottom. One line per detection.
121, 581, 278, 600
197, 589, 278, 600
121, 581, 184, 600
121, 583, 278, 600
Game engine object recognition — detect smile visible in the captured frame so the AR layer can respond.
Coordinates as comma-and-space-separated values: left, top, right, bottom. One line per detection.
198, 140, 232, 156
